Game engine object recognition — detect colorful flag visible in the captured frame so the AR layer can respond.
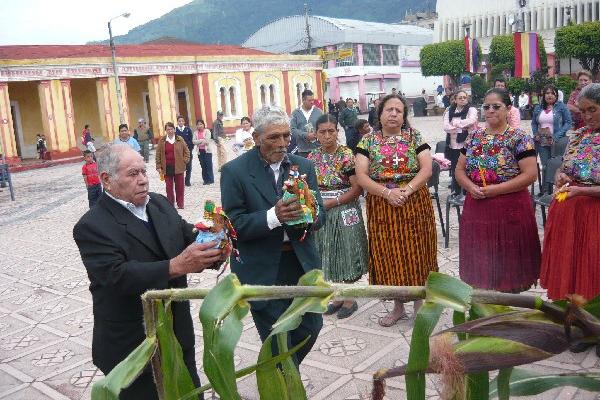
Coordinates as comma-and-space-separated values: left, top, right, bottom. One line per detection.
464, 35, 479, 73
514, 32, 541, 78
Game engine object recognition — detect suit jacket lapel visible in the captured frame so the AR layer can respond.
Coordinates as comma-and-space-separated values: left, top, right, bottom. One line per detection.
100, 194, 163, 258
146, 201, 175, 258
249, 149, 279, 205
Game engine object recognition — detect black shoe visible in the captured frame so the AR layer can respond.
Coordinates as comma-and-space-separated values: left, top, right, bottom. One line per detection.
337, 302, 358, 319
570, 341, 595, 353
324, 302, 343, 315
185, 183, 192, 187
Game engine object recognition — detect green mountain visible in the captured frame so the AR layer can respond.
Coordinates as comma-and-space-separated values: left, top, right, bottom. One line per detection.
103, 0, 436, 46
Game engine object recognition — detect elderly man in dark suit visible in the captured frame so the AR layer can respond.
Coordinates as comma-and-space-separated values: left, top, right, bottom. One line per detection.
220, 105, 326, 366
73, 144, 227, 399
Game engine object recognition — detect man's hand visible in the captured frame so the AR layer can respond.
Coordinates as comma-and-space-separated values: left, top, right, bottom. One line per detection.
306, 131, 317, 142
169, 241, 224, 278
275, 196, 304, 222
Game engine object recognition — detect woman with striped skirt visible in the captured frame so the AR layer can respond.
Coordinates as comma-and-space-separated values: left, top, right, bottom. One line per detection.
308, 115, 368, 319
355, 94, 438, 327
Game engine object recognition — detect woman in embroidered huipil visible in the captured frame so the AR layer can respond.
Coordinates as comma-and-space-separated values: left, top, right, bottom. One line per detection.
541, 83, 600, 301
308, 115, 368, 319
355, 94, 437, 327
455, 88, 540, 292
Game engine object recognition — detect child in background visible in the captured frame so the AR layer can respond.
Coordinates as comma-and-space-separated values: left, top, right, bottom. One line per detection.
37, 134, 47, 160
81, 150, 102, 208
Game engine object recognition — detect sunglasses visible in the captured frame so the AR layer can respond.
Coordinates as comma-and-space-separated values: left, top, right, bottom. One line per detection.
482, 104, 504, 111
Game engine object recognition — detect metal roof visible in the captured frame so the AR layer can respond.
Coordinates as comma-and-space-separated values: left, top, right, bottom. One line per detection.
242, 15, 433, 54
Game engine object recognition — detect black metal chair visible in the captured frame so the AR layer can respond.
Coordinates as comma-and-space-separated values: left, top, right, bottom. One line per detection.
0, 162, 15, 201
533, 156, 563, 227
551, 136, 569, 158
444, 193, 464, 248
428, 161, 446, 238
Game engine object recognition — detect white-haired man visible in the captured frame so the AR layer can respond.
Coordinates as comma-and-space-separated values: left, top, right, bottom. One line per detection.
73, 144, 226, 399
220, 106, 326, 368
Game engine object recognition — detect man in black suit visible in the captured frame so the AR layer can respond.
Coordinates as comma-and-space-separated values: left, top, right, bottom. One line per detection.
73, 144, 227, 399
220, 105, 326, 366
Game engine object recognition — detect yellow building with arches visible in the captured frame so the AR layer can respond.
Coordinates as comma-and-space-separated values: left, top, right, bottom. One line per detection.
0, 42, 322, 163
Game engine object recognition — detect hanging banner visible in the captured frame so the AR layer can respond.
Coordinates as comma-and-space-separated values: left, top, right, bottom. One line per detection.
514, 32, 541, 78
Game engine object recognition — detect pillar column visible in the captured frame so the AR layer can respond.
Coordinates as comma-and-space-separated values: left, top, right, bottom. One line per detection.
243, 71, 254, 116
192, 74, 205, 123
0, 82, 18, 162
96, 78, 117, 141
358, 75, 366, 112
281, 71, 292, 115
577, 2, 584, 23
119, 77, 131, 128
147, 74, 177, 137
38, 80, 79, 159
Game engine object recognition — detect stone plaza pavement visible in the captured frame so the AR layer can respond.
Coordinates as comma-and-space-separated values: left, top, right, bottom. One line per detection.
0, 116, 598, 399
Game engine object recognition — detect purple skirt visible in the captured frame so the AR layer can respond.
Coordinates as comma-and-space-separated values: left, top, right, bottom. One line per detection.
459, 189, 541, 292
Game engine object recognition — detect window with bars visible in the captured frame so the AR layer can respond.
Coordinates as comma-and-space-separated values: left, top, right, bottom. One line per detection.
382, 45, 399, 66
362, 44, 381, 66
335, 43, 357, 67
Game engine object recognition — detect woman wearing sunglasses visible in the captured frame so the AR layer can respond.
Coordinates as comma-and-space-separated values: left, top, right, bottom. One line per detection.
455, 88, 540, 293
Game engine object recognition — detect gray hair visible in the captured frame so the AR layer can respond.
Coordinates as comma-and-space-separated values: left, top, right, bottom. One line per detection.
96, 144, 133, 180
579, 83, 600, 105
252, 105, 290, 135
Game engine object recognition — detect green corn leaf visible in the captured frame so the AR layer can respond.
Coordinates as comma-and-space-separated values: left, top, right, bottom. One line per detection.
466, 372, 489, 400
439, 310, 579, 355
199, 274, 249, 400
270, 269, 331, 336
155, 300, 197, 400
454, 337, 553, 372
496, 368, 513, 400
257, 270, 331, 400
180, 336, 310, 400
257, 335, 293, 400
406, 301, 444, 400
425, 272, 473, 313
470, 303, 514, 318
453, 311, 466, 341
91, 336, 157, 400
489, 368, 600, 397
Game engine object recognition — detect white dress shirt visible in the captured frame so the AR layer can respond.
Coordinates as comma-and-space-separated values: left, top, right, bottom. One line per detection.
105, 191, 150, 222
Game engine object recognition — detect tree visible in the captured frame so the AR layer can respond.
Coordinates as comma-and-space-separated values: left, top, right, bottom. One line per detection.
470, 74, 489, 105
555, 21, 600, 77
555, 75, 577, 100
420, 40, 466, 87
489, 34, 548, 77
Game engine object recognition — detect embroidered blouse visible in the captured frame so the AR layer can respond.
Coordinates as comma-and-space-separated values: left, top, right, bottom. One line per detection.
561, 127, 600, 185
355, 129, 430, 183
308, 145, 355, 191
461, 127, 536, 186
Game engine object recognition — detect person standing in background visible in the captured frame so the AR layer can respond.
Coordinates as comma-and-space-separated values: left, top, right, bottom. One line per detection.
339, 98, 359, 151
567, 70, 592, 130
290, 89, 323, 158
133, 118, 153, 163
213, 111, 227, 170
175, 116, 194, 186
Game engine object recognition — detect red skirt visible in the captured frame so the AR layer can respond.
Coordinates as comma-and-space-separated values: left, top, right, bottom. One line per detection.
459, 189, 541, 292
540, 195, 600, 300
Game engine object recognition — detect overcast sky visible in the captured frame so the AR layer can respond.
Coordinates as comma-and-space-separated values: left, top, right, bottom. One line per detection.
0, 0, 192, 45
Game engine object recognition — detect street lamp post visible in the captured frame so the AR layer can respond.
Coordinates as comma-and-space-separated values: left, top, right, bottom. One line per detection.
108, 12, 130, 124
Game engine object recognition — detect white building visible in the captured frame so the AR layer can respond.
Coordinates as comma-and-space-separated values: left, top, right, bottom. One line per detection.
243, 16, 443, 111
434, 0, 600, 75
